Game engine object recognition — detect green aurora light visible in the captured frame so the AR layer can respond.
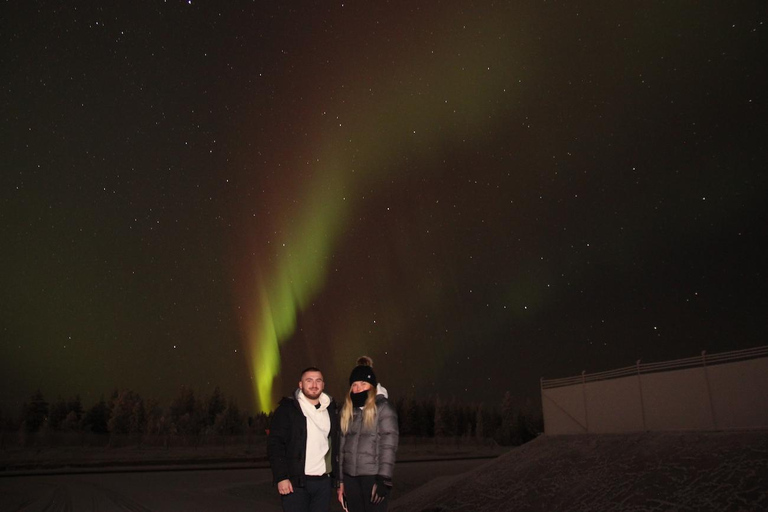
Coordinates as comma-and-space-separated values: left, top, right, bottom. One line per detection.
240, 8, 529, 413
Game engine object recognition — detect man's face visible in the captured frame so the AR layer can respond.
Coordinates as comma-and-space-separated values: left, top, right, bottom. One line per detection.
299, 371, 325, 400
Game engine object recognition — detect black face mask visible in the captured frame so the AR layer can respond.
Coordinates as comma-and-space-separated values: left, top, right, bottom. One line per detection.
350, 390, 368, 408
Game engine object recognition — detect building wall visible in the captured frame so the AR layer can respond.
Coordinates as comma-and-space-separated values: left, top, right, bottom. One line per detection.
542, 356, 768, 435
708, 358, 768, 429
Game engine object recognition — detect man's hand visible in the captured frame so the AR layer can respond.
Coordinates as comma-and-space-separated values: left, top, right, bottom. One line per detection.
370, 475, 392, 504
277, 479, 294, 495
337, 483, 347, 511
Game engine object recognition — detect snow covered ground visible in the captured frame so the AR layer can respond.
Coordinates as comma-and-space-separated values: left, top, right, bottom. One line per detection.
0, 459, 487, 512
390, 430, 768, 512
0, 437, 502, 511
5, 431, 764, 511
0, 468, 281, 512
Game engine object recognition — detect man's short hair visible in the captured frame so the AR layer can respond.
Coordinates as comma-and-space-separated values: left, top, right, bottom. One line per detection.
300, 366, 322, 379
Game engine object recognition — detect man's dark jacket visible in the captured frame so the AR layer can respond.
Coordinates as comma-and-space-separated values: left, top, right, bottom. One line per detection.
267, 391, 340, 488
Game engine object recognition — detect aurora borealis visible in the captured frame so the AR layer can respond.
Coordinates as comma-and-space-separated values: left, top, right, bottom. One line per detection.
2, 2, 767, 415
234, 5, 524, 411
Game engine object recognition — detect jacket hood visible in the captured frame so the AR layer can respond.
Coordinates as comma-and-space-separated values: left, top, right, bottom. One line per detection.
376, 383, 388, 399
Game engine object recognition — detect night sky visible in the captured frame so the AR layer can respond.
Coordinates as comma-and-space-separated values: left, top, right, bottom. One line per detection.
2, 2, 766, 415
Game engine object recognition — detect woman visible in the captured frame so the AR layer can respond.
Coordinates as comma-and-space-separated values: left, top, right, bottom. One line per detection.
337, 356, 399, 511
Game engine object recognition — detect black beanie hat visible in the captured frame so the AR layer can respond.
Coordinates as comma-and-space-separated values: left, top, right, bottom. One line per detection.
349, 365, 377, 387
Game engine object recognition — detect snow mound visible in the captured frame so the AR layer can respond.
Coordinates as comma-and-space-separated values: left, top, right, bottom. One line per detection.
391, 430, 768, 512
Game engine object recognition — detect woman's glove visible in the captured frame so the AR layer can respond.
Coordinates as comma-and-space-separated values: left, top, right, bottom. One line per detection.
371, 475, 392, 504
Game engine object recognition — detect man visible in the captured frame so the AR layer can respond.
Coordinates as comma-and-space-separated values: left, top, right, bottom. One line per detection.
268, 367, 340, 512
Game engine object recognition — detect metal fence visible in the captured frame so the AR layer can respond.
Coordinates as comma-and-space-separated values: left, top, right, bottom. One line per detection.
541, 345, 768, 389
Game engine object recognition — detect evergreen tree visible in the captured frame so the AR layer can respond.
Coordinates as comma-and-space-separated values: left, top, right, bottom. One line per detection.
403, 401, 414, 436
61, 410, 80, 431
38, 416, 52, 445
107, 388, 119, 416
466, 404, 477, 437
407, 399, 425, 436
434, 396, 446, 437
18, 420, 27, 446
23, 390, 49, 432
250, 412, 270, 435
4, 409, 20, 431
171, 385, 197, 420
84, 398, 109, 434
130, 399, 146, 435
171, 385, 203, 436
394, 397, 406, 434
517, 397, 544, 442
455, 403, 468, 437
214, 398, 245, 435
443, 398, 457, 437
499, 391, 522, 445
148, 413, 175, 438
0, 405, 8, 431
475, 405, 485, 440
67, 395, 84, 422
49, 396, 69, 430
517, 412, 534, 443
108, 390, 144, 435
206, 386, 226, 427
144, 398, 164, 435
424, 400, 436, 437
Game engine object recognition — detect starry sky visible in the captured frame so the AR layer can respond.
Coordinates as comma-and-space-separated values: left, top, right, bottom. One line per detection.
2, 1, 766, 415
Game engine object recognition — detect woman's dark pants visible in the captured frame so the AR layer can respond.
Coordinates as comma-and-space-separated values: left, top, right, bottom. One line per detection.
344, 474, 389, 512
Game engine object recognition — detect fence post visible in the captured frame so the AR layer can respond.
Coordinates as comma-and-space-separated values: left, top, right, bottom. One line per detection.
581, 371, 589, 433
636, 360, 647, 431
702, 350, 717, 429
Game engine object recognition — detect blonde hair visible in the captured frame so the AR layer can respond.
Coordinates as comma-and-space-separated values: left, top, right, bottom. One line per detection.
340, 385, 377, 434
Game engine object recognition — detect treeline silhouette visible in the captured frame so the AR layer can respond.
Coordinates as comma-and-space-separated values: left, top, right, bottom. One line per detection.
1, 387, 541, 448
